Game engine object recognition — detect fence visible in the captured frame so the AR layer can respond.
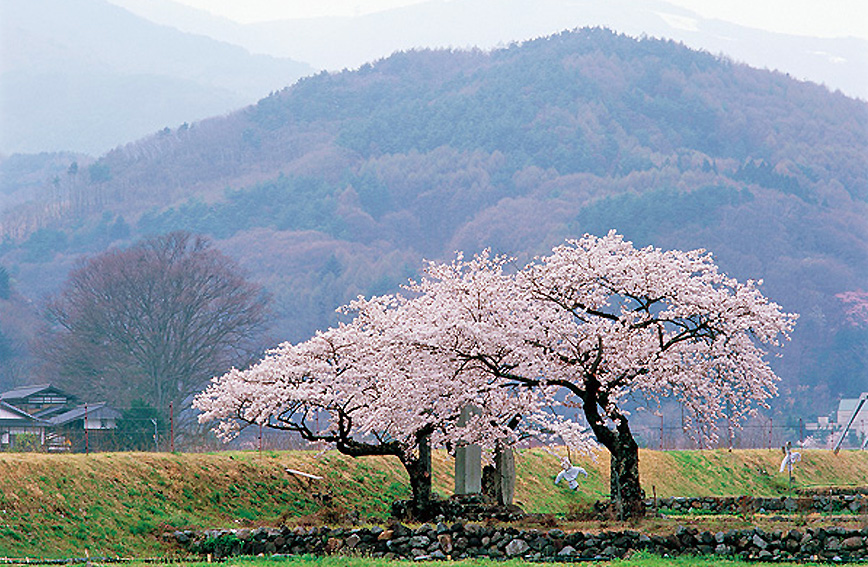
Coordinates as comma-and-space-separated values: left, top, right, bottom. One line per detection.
5, 404, 866, 454
637, 416, 865, 452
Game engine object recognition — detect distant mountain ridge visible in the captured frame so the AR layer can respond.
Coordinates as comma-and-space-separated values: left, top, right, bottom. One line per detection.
0, 0, 313, 155
110, 0, 868, 101
0, 29, 866, 419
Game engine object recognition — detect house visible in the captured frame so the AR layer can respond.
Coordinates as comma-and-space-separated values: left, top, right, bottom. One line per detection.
47, 402, 122, 452
0, 384, 119, 452
836, 393, 868, 438
834, 393, 868, 449
0, 384, 78, 420
805, 393, 868, 449
0, 400, 48, 450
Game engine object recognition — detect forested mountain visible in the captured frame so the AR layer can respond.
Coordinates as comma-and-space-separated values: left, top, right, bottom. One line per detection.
0, 29, 866, 419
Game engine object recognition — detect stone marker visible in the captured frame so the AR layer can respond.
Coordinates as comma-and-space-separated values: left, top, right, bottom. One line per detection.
495, 444, 515, 505
455, 406, 481, 494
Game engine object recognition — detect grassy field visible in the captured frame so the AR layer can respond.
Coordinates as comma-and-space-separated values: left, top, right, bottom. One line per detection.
0, 448, 866, 558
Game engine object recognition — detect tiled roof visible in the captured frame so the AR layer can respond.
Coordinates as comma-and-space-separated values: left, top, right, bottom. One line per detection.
0, 400, 47, 424
0, 384, 55, 400
49, 403, 122, 427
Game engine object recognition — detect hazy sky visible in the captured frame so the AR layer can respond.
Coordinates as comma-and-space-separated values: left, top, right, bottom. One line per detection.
170, 0, 868, 40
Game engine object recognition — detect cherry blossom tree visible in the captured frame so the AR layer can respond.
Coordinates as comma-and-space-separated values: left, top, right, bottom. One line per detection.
195, 253, 592, 517
194, 320, 442, 515
197, 232, 794, 521
500, 232, 798, 519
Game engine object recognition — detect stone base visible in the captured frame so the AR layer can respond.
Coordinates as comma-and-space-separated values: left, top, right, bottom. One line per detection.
391, 494, 525, 522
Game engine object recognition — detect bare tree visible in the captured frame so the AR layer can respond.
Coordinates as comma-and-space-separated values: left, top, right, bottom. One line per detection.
40, 231, 269, 412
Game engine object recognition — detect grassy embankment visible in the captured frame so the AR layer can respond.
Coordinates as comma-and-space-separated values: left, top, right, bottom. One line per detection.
0, 448, 866, 558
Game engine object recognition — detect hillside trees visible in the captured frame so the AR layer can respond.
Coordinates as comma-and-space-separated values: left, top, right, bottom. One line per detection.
838, 290, 868, 326
0, 267, 39, 389
831, 290, 868, 396
1, 28, 861, 425
40, 231, 270, 413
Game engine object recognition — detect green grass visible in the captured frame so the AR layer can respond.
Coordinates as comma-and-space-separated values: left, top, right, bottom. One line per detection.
0, 448, 866, 558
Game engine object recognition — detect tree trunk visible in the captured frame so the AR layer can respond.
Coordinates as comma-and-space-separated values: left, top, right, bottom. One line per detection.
608, 419, 645, 521
401, 432, 433, 518
579, 375, 646, 521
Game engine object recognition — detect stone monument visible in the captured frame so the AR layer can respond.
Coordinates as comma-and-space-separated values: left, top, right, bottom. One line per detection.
454, 405, 482, 494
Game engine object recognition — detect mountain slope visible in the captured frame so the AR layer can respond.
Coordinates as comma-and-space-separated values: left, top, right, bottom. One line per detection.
0, 0, 313, 154
1, 29, 866, 424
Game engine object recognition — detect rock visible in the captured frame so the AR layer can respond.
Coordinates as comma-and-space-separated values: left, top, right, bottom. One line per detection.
558, 545, 577, 556
324, 538, 343, 554
752, 534, 768, 550
842, 536, 864, 550
715, 544, 730, 555
345, 534, 361, 549
505, 539, 530, 557
408, 535, 430, 549
602, 545, 619, 558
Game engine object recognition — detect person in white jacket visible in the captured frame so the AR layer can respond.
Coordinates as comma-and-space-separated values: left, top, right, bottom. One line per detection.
554, 457, 588, 490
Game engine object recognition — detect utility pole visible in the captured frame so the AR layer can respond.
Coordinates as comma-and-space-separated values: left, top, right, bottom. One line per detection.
659, 413, 664, 451
169, 403, 174, 453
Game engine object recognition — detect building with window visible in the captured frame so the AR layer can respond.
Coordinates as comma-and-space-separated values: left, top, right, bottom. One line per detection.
0, 384, 119, 451
47, 402, 122, 452
0, 400, 47, 449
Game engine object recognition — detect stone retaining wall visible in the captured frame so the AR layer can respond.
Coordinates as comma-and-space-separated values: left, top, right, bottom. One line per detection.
171, 521, 868, 562
645, 494, 868, 515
